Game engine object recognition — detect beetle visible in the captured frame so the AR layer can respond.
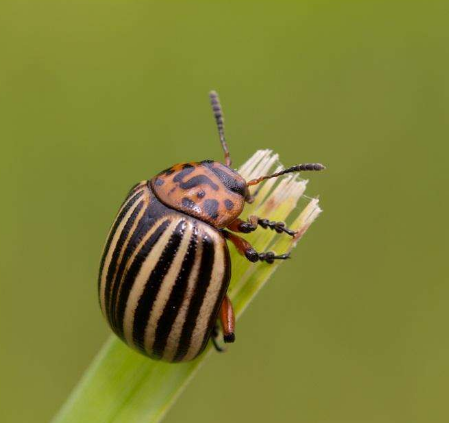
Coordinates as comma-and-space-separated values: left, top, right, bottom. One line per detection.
98, 91, 325, 362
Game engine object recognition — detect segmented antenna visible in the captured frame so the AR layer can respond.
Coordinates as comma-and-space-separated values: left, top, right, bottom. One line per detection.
209, 90, 232, 167
247, 163, 326, 186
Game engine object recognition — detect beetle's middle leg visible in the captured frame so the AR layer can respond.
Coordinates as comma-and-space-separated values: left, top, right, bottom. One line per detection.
227, 216, 296, 237
223, 230, 290, 264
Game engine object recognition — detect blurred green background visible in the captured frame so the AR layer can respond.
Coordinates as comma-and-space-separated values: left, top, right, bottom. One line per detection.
1, 1, 448, 422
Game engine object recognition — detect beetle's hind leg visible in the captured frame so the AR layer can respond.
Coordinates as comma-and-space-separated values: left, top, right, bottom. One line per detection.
227, 216, 296, 237
223, 230, 291, 264
211, 294, 236, 352
220, 294, 235, 343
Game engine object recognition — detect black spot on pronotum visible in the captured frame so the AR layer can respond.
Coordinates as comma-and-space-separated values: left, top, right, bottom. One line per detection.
182, 197, 196, 209
197, 190, 206, 199
203, 163, 246, 196
224, 199, 234, 210
163, 167, 175, 176
154, 178, 164, 186
203, 199, 219, 219
180, 175, 219, 191
173, 166, 196, 183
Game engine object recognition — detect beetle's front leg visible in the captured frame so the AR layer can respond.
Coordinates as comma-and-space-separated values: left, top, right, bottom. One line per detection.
223, 230, 290, 264
227, 216, 296, 237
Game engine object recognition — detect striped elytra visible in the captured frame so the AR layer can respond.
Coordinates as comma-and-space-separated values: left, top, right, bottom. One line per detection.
98, 91, 325, 362
99, 181, 231, 362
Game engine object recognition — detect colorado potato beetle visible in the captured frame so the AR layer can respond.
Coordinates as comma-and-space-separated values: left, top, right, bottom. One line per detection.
98, 91, 325, 362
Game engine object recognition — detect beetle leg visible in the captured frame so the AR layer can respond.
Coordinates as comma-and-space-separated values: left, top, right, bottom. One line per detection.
220, 294, 235, 343
254, 216, 297, 237
227, 216, 296, 237
211, 295, 235, 353
223, 230, 291, 264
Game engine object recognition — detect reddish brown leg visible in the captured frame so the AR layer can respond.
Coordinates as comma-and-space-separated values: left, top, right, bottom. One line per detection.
211, 295, 235, 352
227, 216, 296, 237
223, 230, 290, 264
220, 294, 235, 343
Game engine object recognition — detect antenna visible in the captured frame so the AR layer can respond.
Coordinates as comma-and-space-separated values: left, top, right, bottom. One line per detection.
247, 163, 326, 186
209, 90, 232, 167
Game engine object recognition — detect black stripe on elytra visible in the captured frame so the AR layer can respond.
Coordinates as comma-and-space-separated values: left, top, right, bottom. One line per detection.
179, 175, 219, 191
202, 162, 246, 196
127, 182, 144, 197
109, 203, 158, 330
152, 224, 199, 358
115, 219, 171, 338
132, 220, 186, 352
105, 200, 145, 318
173, 166, 195, 183
203, 199, 219, 219
98, 190, 143, 299
173, 233, 215, 362
201, 243, 231, 356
